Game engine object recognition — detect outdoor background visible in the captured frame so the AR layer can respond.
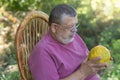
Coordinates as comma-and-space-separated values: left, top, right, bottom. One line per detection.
0, 0, 120, 80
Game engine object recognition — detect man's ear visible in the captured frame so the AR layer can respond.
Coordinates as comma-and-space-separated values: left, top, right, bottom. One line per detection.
51, 23, 57, 33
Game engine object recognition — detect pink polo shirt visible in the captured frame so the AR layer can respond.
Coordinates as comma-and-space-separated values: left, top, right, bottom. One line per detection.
28, 32, 99, 80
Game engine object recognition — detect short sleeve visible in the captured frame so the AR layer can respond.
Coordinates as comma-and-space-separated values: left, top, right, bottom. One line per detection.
28, 47, 59, 80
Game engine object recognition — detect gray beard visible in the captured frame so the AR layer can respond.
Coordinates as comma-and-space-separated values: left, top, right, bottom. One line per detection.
58, 37, 74, 44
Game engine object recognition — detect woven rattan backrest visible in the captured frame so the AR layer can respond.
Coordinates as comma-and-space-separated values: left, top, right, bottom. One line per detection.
15, 11, 49, 80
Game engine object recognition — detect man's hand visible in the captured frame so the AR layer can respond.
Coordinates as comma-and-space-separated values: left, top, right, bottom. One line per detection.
79, 56, 108, 79
60, 57, 108, 80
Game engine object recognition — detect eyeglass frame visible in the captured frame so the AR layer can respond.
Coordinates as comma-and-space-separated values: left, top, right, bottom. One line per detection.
56, 23, 80, 31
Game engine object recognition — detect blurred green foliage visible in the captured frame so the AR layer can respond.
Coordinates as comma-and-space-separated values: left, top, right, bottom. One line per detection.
0, 0, 120, 80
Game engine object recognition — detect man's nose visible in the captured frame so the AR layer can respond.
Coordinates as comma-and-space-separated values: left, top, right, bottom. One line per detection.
71, 27, 77, 32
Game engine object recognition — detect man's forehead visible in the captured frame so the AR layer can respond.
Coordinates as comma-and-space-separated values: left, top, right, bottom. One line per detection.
61, 14, 78, 25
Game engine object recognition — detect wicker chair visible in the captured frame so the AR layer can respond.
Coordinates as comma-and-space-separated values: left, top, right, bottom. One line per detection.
15, 11, 49, 80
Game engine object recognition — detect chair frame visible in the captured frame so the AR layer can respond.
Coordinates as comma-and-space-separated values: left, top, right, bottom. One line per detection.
15, 11, 49, 80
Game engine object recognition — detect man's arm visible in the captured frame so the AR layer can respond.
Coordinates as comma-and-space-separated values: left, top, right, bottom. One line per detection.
60, 68, 86, 80
60, 57, 107, 80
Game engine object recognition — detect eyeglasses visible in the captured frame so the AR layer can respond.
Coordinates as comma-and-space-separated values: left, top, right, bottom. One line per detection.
57, 23, 80, 31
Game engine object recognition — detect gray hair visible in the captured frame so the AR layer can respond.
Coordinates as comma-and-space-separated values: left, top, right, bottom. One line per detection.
48, 4, 77, 26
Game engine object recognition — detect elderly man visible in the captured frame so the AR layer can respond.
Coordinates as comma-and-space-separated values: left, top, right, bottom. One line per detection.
28, 4, 107, 80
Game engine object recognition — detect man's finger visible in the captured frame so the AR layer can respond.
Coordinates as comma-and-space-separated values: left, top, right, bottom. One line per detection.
89, 56, 102, 63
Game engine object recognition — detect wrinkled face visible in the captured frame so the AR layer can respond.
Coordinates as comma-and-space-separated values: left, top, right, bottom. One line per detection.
51, 15, 78, 44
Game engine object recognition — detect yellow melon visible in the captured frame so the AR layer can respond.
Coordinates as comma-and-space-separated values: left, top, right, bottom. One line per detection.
88, 45, 111, 63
